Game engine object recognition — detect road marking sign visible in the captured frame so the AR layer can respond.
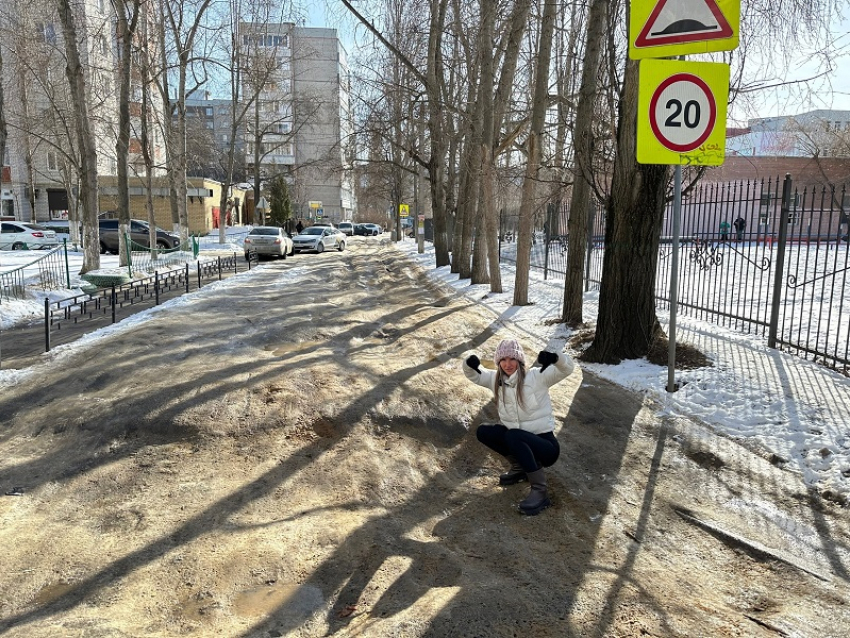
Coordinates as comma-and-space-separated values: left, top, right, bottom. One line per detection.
630, 0, 739, 59
637, 59, 729, 165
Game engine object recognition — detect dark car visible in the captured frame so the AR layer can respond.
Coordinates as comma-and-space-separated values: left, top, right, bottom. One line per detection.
354, 223, 382, 236
98, 219, 181, 254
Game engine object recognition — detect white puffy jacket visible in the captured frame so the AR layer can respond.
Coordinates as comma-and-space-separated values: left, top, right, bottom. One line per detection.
462, 351, 575, 434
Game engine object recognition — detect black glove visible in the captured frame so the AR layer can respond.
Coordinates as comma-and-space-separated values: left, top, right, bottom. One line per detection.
466, 354, 482, 373
537, 350, 558, 371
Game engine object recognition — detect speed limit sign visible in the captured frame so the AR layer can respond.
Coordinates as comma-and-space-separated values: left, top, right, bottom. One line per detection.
637, 59, 729, 165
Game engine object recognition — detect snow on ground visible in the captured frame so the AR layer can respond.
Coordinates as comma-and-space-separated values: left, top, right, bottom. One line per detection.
1, 231, 848, 504
0, 227, 249, 329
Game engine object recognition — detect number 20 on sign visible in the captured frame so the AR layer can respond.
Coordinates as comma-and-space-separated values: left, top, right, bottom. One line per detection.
637, 59, 729, 166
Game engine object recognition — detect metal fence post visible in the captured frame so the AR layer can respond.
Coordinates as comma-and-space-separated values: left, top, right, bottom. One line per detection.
197, 261, 202, 289
63, 239, 71, 289
185, 263, 190, 293
44, 297, 51, 352
155, 270, 160, 305
124, 232, 132, 278
218, 255, 222, 280
768, 174, 793, 349
498, 209, 503, 262
111, 285, 117, 324
543, 202, 552, 281
584, 199, 596, 292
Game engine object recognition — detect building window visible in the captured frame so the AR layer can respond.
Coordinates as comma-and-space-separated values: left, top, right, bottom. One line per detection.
205, 107, 213, 116
205, 121, 214, 129
47, 151, 58, 171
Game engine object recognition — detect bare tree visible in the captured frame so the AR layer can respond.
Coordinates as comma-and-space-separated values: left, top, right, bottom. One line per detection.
56, 0, 100, 273
512, 0, 556, 306
157, 0, 215, 241
113, 0, 142, 266
562, 0, 608, 325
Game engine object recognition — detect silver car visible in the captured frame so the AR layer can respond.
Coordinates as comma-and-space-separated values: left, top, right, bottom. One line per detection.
291, 226, 346, 253
0, 221, 60, 250
243, 226, 294, 259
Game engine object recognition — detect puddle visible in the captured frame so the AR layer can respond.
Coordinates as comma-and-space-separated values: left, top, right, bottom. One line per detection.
33, 581, 75, 605
233, 583, 324, 620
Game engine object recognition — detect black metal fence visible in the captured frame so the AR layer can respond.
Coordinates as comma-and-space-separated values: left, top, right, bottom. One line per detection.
499, 175, 850, 375
42, 253, 250, 351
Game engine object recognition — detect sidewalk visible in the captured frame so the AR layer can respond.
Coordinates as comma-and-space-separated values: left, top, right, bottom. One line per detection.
0, 261, 248, 370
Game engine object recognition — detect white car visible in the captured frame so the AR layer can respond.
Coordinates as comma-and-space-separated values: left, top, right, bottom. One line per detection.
243, 226, 294, 259
291, 226, 346, 253
338, 221, 354, 236
0, 221, 60, 250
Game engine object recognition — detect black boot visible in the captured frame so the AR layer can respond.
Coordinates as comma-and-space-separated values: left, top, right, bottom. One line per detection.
519, 468, 551, 515
499, 455, 527, 485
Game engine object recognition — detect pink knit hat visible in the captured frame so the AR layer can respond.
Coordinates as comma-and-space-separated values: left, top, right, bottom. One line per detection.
493, 339, 526, 365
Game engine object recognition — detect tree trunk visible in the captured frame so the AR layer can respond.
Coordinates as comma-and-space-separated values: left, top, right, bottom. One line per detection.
513, 0, 557, 306
427, 0, 450, 267
583, 59, 667, 363
57, 0, 100, 273
478, 0, 499, 291
115, 0, 140, 266
562, 0, 608, 325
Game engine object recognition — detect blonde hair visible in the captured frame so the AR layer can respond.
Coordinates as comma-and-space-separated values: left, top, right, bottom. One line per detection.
494, 361, 527, 408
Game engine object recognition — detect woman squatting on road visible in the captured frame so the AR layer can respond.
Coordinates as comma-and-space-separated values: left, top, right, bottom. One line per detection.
462, 338, 576, 515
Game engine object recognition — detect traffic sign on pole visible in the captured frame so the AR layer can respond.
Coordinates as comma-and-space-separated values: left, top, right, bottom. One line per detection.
637, 59, 729, 166
630, 0, 739, 59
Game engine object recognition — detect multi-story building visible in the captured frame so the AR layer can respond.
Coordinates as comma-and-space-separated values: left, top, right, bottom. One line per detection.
184, 97, 238, 182
0, 0, 165, 222
237, 23, 355, 222
727, 109, 850, 158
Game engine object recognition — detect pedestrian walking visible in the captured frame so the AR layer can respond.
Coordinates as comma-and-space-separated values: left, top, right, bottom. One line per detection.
296, 219, 304, 234
462, 339, 576, 515
719, 220, 730, 241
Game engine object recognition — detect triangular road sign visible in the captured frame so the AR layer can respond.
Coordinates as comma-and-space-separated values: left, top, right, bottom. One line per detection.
635, 0, 734, 48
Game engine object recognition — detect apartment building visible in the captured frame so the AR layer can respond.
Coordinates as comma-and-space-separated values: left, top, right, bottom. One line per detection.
236, 23, 355, 222
0, 0, 165, 222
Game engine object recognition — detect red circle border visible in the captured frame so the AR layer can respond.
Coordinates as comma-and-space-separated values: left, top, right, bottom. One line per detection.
648, 73, 717, 153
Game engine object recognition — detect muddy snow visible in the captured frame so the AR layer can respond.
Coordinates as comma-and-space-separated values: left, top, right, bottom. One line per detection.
0, 238, 848, 637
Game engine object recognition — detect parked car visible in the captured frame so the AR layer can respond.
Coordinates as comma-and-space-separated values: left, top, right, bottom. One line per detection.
291, 225, 346, 253
361, 223, 383, 236
338, 221, 354, 236
243, 226, 294, 260
0, 221, 60, 250
353, 223, 370, 236
98, 218, 181, 254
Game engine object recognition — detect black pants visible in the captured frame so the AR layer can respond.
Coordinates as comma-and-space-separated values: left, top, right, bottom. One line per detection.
476, 424, 560, 473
